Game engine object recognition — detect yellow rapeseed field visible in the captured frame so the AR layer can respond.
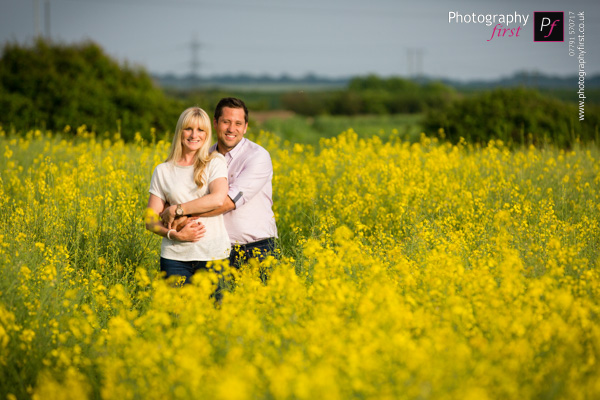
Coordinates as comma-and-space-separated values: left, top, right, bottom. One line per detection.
0, 126, 599, 399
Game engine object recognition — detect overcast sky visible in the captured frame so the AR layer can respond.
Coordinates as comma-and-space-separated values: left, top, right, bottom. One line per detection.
0, 0, 598, 81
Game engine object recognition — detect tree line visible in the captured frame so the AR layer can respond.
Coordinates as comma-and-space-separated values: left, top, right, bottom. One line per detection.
1, 40, 598, 147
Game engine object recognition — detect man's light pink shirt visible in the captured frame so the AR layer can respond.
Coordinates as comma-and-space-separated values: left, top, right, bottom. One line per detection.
211, 138, 277, 244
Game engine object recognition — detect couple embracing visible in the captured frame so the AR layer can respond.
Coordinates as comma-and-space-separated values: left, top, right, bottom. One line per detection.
145, 97, 277, 288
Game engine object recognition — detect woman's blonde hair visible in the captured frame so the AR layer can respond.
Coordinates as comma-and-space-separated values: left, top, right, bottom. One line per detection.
166, 107, 216, 189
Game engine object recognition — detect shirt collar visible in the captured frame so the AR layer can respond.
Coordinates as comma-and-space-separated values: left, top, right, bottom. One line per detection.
211, 137, 247, 159
225, 138, 247, 160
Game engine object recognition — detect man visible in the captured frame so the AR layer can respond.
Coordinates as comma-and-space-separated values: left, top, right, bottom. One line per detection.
163, 97, 277, 268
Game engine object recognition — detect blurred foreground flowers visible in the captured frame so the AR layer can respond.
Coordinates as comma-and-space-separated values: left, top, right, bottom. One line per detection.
0, 127, 599, 399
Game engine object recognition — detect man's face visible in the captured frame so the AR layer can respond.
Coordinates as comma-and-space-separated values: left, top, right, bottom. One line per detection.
214, 107, 248, 153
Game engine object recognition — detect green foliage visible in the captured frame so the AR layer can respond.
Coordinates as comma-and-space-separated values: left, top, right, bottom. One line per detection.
166, 88, 280, 116
280, 91, 336, 116
257, 114, 423, 148
423, 87, 600, 147
0, 39, 182, 140
281, 74, 456, 116
538, 87, 600, 105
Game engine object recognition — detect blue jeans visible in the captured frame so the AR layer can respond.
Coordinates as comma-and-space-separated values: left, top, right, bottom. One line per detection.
160, 258, 226, 301
229, 238, 276, 283
228, 238, 276, 268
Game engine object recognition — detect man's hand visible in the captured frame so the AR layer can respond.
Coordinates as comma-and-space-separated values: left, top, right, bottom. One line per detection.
160, 205, 177, 228
171, 216, 203, 232
170, 220, 206, 242
172, 216, 189, 232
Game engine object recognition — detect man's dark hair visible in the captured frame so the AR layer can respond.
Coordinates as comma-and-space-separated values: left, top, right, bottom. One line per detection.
214, 97, 248, 123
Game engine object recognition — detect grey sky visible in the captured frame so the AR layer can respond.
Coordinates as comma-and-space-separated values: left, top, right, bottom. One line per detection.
0, 0, 598, 81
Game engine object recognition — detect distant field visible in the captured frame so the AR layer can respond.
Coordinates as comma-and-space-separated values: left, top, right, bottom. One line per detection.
254, 113, 424, 147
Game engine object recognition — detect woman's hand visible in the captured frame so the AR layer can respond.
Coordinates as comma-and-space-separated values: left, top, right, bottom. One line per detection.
172, 216, 189, 232
170, 220, 206, 242
160, 205, 177, 228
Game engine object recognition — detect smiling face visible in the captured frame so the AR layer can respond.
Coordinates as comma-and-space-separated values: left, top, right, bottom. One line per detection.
167, 107, 213, 166
214, 107, 248, 154
181, 119, 208, 155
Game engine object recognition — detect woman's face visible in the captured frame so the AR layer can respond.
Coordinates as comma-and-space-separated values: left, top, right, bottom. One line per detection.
181, 120, 207, 154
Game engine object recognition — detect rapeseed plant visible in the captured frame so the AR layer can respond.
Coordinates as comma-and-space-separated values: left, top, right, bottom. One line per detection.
0, 126, 599, 399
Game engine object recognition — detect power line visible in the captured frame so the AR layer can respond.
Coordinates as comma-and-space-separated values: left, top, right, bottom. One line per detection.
190, 34, 201, 84
33, 0, 40, 36
44, 0, 51, 39
32, 0, 51, 39
406, 48, 425, 79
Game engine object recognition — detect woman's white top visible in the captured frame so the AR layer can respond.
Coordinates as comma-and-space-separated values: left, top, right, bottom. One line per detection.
149, 154, 230, 261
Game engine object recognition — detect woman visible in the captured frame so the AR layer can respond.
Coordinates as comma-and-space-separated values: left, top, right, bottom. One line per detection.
146, 107, 230, 286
